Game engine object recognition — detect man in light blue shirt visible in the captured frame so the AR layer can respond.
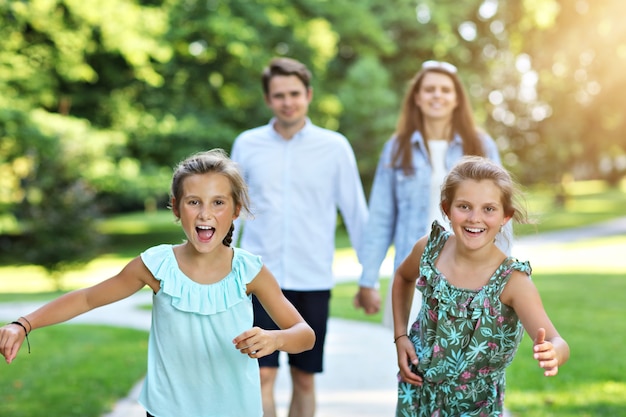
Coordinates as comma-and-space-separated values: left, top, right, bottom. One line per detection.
231, 57, 370, 417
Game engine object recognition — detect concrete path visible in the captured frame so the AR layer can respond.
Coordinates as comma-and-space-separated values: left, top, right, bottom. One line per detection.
2, 216, 625, 417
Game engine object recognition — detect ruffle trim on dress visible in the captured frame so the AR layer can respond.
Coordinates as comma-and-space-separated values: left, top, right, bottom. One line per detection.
418, 221, 533, 321
140, 245, 263, 315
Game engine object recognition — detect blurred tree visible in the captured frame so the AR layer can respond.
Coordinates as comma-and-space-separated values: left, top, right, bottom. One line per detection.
2, 0, 626, 273
0, 108, 103, 289
524, 0, 626, 184
473, 0, 626, 185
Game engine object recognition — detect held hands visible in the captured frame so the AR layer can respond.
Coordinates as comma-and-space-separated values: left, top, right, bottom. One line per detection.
0, 323, 26, 364
533, 328, 560, 377
233, 326, 280, 358
353, 287, 381, 315
395, 335, 423, 386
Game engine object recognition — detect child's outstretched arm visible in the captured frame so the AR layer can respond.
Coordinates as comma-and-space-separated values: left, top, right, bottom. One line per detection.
235, 266, 315, 358
501, 270, 570, 377
0, 256, 155, 364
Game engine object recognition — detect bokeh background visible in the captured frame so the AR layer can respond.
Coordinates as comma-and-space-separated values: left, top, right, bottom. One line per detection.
1, 2, 626, 416
2, 0, 625, 273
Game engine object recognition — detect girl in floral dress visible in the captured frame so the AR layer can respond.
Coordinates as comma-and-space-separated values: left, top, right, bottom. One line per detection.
393, 156, 570, 416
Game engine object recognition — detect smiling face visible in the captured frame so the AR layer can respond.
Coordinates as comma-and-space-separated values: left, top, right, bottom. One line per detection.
445, 179, 511, 251
265, 74, 312, 133
414, 71, 458, 122
172, 172, 239, 254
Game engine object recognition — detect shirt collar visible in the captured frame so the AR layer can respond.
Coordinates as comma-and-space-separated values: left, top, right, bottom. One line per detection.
268, 117, 313, 140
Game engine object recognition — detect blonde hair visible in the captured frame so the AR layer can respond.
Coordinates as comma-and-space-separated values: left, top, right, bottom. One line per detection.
440, 156, 532, 225
170, 149, 251, 246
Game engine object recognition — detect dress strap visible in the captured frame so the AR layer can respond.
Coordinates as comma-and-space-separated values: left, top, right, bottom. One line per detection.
490, 257, 532, 297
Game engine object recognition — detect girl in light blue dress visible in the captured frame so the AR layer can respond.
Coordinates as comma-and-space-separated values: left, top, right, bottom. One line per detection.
393, 156, 569, 416
0, 149, 315, 417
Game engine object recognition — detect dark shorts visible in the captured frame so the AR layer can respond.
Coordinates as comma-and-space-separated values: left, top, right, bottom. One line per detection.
253, 289, 330, 374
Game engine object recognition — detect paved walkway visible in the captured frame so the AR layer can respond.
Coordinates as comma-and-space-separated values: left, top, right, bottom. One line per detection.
2, 216, 625, 417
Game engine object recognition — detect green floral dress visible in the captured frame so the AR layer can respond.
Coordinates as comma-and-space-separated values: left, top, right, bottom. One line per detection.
396, 222, 532, 417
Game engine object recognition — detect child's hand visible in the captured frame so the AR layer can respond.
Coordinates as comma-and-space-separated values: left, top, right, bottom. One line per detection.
395, 335, 423, 386
0, 324, 25, 364
232, 327, 277, 358
533, 328, 559, 376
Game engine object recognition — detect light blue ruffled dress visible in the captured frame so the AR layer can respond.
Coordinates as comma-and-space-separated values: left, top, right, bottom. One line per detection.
397, 222, 532, 417
138, 245, 263, 417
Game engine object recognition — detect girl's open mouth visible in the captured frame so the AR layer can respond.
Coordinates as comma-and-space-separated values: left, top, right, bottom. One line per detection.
196, 225, 215, 241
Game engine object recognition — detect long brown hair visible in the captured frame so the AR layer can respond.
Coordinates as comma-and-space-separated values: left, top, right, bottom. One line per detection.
393, 64, 485, 175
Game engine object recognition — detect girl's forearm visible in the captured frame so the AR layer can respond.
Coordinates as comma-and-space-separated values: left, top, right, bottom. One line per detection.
391, 277, 415, 338
277, 322, 316, 354
21, 289, 93, 332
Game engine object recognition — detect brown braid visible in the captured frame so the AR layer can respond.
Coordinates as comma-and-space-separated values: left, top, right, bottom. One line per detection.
222, 223, 235, 247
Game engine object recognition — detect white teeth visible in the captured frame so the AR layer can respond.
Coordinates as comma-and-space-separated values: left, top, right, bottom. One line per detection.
465, 227, 484, 233
197, 225, 213, 230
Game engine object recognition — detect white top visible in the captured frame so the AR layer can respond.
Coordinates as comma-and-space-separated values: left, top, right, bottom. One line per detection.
428, 139, 449, 228
231, 118, 368, 290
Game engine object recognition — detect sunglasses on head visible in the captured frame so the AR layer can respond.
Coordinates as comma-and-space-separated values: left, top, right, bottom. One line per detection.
421, 60, 458, 74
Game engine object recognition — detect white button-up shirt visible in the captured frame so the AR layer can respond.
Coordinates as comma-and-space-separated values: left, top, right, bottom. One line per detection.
231, 118, 368, 291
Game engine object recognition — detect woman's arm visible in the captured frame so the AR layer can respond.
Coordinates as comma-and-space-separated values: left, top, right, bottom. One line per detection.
358, 141, 398, 289
234, 266, 315, 358
354, 140, 398, 314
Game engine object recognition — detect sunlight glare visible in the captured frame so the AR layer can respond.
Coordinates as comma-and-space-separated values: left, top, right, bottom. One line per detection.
458, 21, 477, 41
479, 0, 499, 20
415, 3, 431, 24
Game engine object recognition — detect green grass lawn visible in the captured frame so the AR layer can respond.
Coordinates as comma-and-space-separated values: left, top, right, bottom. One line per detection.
0, 325, 148, 417
0, 179, 625, 416
504, 271, 626, 416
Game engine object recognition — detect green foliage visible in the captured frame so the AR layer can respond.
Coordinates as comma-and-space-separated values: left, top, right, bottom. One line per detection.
482, 0, 626, 184
2, 0, 626, 268
0, 108, 105, 287
337, 55, 398, 193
